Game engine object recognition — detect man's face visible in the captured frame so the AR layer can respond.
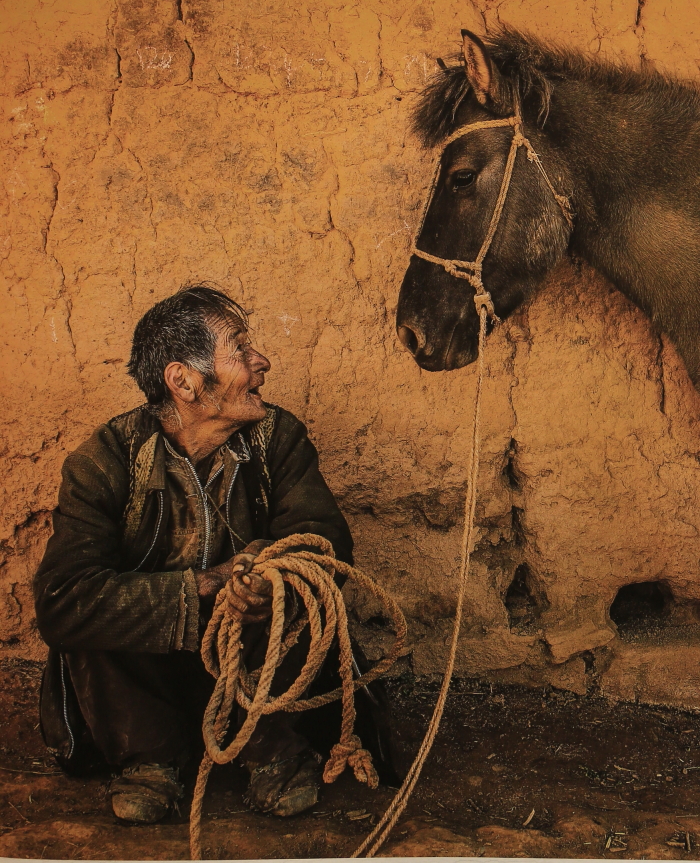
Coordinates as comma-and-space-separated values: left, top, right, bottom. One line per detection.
201, 316, 271, 428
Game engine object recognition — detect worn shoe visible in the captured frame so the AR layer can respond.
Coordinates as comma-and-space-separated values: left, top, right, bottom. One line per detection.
245, 750, 322, 816
109, 763, 184, 824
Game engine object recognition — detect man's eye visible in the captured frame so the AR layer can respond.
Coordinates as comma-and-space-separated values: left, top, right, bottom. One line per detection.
452, 171, 476, 191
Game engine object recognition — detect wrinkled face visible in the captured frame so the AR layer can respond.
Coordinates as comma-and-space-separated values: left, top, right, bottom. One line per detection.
202, 317, 271, 427
397, 105, 570, 371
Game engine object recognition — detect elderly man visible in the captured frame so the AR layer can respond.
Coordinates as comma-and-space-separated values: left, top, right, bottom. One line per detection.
34, 285, 357, 824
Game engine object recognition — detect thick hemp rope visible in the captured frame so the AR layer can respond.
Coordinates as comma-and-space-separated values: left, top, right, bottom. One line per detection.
189, 533, 407, 860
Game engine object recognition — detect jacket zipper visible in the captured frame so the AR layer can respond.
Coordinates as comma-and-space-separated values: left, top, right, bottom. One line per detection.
185, 460, 223, 570
134, 490, 164, 571
59, 654, 75, 759
225, 462, 241, 534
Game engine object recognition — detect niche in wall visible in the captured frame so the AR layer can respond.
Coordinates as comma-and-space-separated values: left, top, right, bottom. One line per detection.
609, 580, 673, 636
504, 563, 549, 633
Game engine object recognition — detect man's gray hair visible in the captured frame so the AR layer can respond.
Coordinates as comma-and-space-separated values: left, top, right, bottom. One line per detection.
127, 284, 248, 413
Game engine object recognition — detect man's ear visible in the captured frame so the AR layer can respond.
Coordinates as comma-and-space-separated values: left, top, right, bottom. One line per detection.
461, 29, 510, 114
163, 361, 200, 404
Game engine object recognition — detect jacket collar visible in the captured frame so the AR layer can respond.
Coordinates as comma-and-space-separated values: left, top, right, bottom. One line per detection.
145, 429, 251, 491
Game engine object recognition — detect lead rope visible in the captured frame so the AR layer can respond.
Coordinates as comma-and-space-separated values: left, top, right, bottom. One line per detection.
352, 294, 491, 858
351, 106, 566, 856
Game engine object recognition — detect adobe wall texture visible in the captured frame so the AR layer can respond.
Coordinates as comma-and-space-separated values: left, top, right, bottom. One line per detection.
3, 0, 700, 706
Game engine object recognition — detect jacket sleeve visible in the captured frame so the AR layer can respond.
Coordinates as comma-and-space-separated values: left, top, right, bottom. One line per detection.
267, 410, 354, 565
33, 426, 198, 654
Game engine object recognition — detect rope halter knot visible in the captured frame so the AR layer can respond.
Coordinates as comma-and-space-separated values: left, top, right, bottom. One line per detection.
411, 107, 573, 327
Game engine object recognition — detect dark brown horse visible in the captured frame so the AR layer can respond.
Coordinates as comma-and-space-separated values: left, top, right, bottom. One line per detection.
397, 29, 700, 386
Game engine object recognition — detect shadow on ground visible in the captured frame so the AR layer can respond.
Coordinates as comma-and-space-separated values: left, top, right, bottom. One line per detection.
3, 659, 700, 859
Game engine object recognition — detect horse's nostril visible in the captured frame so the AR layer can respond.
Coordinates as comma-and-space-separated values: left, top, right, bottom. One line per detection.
397, 325, 419, 355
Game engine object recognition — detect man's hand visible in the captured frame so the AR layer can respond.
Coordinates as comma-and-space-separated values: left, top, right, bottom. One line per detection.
195, 540, 274, 623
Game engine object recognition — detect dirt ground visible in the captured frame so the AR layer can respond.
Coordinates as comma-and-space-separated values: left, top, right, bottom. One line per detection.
4, 659, 700, 860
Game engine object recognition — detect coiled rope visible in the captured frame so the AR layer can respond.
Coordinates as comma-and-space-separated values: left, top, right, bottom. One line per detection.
189, 533, 408, 860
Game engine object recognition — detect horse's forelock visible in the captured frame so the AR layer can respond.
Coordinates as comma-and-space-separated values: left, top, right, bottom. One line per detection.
410, 66, 473, 148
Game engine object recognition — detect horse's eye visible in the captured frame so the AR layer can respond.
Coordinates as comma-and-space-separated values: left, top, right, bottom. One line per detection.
452, 171, 476, 191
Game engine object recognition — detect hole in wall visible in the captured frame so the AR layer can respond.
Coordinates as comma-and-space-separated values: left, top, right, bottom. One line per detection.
504, 563, 547, 633
581, 650, 595, 673
609, 581, 673, 635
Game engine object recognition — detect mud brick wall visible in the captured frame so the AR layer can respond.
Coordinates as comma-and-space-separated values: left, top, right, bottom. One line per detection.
4, 0, 700, 707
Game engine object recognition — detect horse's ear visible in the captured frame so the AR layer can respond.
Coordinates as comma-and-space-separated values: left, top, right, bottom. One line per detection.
461, 29, 510, 114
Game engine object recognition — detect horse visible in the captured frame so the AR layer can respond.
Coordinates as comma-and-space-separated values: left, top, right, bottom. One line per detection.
396, 28, 700, 389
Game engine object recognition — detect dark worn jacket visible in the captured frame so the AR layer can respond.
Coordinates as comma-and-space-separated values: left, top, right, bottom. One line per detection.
34, 403, 353, 763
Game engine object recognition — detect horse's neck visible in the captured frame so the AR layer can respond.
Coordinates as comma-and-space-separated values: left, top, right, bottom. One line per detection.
546, 78, 700, 385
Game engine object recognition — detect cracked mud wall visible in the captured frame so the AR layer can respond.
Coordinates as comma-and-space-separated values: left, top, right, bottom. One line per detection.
4, 0, 700, 706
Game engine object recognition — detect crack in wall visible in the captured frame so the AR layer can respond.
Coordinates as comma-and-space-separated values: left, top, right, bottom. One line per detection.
38, 152, 80, 364
183, 36, 195, 82
105, 90, 117, 131
1, 510, 53, 555
42, 162, 60, 255
634, 0, 648, 64
635, 0, 646, 28
376, 14, 387, 86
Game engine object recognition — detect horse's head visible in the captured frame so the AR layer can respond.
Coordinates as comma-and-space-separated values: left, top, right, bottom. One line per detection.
397, 30, 573, 371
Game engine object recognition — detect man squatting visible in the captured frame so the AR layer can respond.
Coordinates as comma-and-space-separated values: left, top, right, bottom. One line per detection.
33, 285, 370, 824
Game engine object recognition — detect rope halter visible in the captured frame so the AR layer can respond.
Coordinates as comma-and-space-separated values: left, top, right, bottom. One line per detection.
411, 109, 574, 323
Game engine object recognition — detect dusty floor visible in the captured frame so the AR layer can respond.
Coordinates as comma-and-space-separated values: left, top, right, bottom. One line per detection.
3, 659, 700, 859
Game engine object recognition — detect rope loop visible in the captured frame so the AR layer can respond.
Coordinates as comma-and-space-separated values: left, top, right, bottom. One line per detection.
189, 533, 407, 860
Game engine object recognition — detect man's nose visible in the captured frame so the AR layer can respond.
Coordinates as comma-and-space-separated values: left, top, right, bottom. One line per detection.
251, 348, 271, 372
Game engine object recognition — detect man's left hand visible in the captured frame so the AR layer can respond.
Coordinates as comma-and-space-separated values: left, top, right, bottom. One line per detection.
229, 540, 274, 624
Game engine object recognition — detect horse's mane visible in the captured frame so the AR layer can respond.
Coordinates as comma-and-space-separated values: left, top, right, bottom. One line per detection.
412, 27, 700, 147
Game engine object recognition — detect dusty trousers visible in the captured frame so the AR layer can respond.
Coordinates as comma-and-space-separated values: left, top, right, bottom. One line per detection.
57, 619, 314, 772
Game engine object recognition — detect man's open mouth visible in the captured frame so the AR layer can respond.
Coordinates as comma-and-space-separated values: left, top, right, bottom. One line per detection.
248, 385, 262, 396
